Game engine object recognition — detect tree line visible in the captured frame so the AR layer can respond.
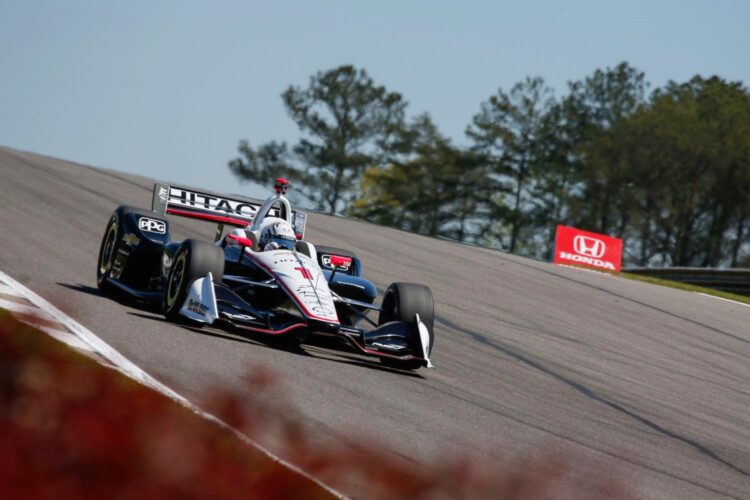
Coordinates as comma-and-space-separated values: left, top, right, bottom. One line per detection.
229, 63, 750, 268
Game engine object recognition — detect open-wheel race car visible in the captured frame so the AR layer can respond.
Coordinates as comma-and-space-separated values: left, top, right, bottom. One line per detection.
96, 178, 435, 370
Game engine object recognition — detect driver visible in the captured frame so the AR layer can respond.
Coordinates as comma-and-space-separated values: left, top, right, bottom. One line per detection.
258, 218, 297, 251
224, 177, 300, 253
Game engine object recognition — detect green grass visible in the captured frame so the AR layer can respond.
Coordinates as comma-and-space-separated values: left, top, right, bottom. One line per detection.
560, 263, 750, 305
618, 271, 750, 305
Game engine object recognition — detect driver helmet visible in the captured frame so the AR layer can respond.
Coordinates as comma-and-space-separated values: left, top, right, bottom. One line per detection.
260, 219, 296, 251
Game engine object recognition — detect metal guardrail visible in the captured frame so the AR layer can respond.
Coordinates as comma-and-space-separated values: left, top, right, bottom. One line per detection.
624, 267, 750, 296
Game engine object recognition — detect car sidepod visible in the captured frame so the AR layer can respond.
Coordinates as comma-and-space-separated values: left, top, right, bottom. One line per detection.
99, 205, 170, 298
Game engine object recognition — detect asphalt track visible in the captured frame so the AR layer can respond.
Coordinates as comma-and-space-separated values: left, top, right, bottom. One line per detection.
1, 146, 749, 498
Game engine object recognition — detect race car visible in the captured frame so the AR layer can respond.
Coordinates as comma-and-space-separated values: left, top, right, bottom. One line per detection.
96, 178, 435, 370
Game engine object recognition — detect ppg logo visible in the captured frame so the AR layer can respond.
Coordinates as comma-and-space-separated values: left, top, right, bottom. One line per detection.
138, 217, 166, 234
573, 235, 605, 258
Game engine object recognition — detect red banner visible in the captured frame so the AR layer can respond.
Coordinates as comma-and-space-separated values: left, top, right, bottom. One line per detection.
553, 225, 623, 272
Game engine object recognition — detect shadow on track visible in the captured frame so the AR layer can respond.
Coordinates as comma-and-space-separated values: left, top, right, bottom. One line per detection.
57, 281, 424, 377
126, 310, 423, 378
57, 282, 161, 312
57, 282, 101, 297
436, 314, 750, 480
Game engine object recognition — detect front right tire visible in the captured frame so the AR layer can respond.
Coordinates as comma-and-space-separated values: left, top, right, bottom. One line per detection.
378, 282, 435, 370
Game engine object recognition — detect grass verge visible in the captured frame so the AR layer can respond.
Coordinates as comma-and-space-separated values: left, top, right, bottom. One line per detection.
619, 272, 750, 305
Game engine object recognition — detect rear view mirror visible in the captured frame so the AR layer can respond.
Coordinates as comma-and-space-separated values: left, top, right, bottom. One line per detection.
226, 233, 255, 247
330, 255, 352, 269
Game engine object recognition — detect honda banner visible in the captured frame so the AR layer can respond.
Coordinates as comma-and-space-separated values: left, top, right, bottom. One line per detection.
553, 225, 623, 272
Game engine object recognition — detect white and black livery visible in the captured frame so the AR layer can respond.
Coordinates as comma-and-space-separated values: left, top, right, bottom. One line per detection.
96, 178, 435, 370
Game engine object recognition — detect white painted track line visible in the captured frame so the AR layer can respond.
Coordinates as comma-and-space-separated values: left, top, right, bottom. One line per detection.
0, 270, 344, 499
39, 326, 96, 352
0, 297, 59, 322
697, 292, 750, 308
0, 283, 23, 296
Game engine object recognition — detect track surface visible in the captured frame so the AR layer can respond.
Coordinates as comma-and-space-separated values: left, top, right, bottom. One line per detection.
1, 146, 749, 498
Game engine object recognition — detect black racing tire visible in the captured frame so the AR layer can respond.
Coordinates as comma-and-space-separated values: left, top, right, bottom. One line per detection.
378, 282, 435, 370
96, 214, 120, 294
163, 239, 225, 321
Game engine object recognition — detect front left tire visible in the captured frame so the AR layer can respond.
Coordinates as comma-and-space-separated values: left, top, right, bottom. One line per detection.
163, 239, 225, 321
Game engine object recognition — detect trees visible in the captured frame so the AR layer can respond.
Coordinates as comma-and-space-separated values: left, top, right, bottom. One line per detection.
351, 115, 485, 241
603, 76, 750, 266
466, 77, 556, 253
524, 100, 582, 260
229, 65, 406, 214
228, 63, 750, 268
560, 74, 750, 266
564, 62, 648, 237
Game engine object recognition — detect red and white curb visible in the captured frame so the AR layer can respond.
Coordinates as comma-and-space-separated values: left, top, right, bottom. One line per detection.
0, 280, 97, 355
0, 270, 345, 499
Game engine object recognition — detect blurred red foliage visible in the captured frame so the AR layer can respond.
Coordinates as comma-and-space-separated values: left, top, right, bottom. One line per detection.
0, 311, 633, 499
0, 312, 333, 499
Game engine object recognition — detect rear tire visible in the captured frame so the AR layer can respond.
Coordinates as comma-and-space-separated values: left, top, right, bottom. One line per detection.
378, 282, 435, 370
163, 239, 225, 321
96, 215, 120, 294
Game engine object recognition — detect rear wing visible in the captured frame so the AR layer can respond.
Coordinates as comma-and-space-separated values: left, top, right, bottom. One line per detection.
151, 182, 307, 239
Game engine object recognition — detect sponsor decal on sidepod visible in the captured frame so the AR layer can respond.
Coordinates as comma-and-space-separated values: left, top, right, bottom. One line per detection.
138, 217, 167, 234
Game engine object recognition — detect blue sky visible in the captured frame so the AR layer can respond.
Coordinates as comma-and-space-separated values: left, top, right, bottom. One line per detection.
1, 0, 748, 198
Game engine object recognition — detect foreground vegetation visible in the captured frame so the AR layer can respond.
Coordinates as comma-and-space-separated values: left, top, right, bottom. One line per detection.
1, 310, 629, 498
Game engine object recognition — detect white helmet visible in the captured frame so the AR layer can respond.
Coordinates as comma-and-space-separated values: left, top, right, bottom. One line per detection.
259, 219, 296, 251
